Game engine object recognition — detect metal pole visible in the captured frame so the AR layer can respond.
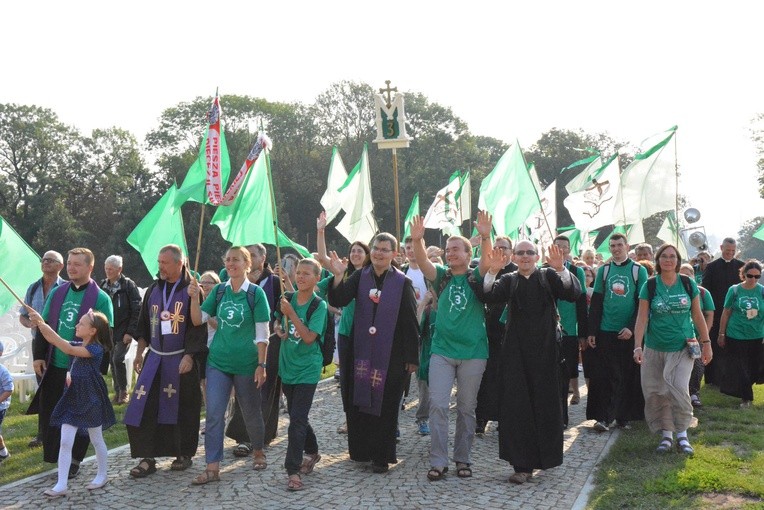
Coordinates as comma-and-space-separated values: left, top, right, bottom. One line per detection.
392, 148, 401, 240
674, 131, 680, 247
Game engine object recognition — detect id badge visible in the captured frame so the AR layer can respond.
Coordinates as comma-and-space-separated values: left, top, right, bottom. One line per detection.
747, 309, 758, 319
161, 320, 173, 335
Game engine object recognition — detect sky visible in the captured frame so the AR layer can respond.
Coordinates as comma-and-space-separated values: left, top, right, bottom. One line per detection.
3, 1, 763, 248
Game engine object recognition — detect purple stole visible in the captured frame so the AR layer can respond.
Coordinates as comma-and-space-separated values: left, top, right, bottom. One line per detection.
124, 282, 190, 427
353, 267, 404, 416
46, 280, 100, 368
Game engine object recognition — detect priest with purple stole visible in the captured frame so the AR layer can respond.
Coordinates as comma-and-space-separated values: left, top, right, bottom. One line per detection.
328, 233, 419, 473
124, 245, 206, 477
28, 248, 114, 476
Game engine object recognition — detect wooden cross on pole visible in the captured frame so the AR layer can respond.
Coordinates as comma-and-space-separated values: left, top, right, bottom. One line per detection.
379, 80, 398, 109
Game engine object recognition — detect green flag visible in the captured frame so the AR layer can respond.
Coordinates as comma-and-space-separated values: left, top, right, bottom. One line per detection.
175, 130, 232, 206
478, 141, 540, 236
753, 223, 764, 242
211, 153, 309, 256
0, 216, 41, 316
127, 186, 189, 279
403, 192, 419, 240
657, 211, 688, 258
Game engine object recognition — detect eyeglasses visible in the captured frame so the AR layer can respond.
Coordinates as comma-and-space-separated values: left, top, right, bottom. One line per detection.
659, 254, 678, 260
371, 247, 393, 254
745, 273, 761, 279
200, 280, 216, 285
495, 246, 511, 251
42, 257, 61, 263
515, 250, 536, 256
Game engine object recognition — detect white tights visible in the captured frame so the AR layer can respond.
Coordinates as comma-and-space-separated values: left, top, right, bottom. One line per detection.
52, 424, 108, 492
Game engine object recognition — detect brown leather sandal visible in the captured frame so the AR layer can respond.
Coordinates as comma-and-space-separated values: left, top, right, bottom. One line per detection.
191, 469, 220, 485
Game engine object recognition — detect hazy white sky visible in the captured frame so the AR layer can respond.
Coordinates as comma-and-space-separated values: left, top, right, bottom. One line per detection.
3, 0, 763, 245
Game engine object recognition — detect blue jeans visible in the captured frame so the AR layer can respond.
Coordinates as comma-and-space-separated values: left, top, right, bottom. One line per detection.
204, 366, 264, 464
282, 383, 318, 475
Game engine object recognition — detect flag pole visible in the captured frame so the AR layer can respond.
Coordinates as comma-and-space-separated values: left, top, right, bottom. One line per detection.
392, 148, 401, 241
193, 205, 205, 276
529, 173, 555, 243
674, 130, 680, 247
263, 146, 285, 299
0, 275, 25, 306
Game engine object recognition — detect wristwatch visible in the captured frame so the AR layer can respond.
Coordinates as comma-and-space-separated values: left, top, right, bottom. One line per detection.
258, 362, 267, 369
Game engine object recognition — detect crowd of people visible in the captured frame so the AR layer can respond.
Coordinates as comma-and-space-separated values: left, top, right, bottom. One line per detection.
4, 219, 763, 496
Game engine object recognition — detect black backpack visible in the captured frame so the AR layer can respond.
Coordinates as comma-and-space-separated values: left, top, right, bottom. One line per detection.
278, 292, 334, 368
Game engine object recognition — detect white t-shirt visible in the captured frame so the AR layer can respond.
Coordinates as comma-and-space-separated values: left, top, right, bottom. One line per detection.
406, 266, 428, 306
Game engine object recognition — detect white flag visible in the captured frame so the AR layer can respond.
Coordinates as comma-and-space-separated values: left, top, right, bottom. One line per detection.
656, 211, 688, 259
613, 127, 677, 225
565, 156, 603, 194
423, 170, 470, 237
335, 143, 378, 244
320, 147, 348, 223
563, 155, 620, 231
528, 178, 557, 246
627, 221, 645, 246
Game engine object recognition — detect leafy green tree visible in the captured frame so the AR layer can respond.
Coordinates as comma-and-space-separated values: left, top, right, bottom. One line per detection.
737, 216, 764, 261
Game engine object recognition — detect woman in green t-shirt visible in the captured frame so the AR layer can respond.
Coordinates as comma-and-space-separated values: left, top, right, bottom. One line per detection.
187, 247, 272, 485
633, 244, 712, 456
718, 259, 764, 408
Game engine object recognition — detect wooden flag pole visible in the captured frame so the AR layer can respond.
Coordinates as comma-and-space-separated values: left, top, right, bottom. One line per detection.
392, 148, 401, 241
0, 274, 26, 306
193, 204, 205, 276
674, 130, 680, 247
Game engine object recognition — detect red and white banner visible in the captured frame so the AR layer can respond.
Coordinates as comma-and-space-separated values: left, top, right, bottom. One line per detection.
205, 95, 272, 205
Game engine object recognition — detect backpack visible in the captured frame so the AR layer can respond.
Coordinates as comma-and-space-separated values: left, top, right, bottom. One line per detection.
278, 291, 334, 368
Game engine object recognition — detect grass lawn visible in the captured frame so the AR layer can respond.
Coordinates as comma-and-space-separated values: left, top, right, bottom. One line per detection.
0, 364, 337, 487
588, 383, 764, 509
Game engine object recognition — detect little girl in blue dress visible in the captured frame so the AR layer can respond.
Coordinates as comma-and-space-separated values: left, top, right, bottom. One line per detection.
28, 307, 116, 498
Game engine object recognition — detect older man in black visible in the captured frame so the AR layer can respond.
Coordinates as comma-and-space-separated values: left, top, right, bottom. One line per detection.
701, 237, 744, 385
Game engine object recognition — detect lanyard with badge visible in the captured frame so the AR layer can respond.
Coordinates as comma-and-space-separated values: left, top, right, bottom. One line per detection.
160, 280, 181, 335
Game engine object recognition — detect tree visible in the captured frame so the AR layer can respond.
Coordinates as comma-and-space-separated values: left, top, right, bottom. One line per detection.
752, 113, 764, 199
737, 216, 764, 261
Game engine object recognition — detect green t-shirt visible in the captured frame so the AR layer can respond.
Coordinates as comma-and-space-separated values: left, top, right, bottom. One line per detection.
201, 281, 271, 375
42, 285, 114, 369
693, 286, 715, 337
593, 260, 648, 332
723, 284, 764, 340
430, 265, 488, 360
559, 262, 586, 336
316, 275, 331, 300
640, 277, 699, 352
276, 293, 327, 385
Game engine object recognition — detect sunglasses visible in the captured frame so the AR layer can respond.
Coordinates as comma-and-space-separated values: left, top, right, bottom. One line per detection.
42, 257, 62, 263
515, 250, 536, 256
745, 273, 761, 279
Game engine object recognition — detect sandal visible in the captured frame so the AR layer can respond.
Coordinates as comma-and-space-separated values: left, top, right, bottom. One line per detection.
677, 438, 695, 456
570, 395, 580, 405
427, 466, 448, 481
253, 452, 267, 471
655, 438, 673, 454
287, 474, 304, 491
300, 453, 321, 475
171, 456, 193, 471
509, 472, 532, 484
233, 443, 252, 458
456, 462, 472, 478
191, 469, 220, 485
130, 458, 157, 478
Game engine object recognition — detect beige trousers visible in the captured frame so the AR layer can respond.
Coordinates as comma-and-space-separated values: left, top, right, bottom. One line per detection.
641, 348, 694, 434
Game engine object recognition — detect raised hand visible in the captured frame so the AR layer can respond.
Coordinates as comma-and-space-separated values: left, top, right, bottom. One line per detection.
410, 215, 425, 241
475, 210, 493, 239
317, 211, 327, 230
328, 251, 348, 276
545, 244, 565, 271
487, 247, 510, 274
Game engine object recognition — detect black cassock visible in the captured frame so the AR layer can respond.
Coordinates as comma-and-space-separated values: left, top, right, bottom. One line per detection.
328, 268, 419, 466
472, 267, 579, 470
126, 274, 205, 459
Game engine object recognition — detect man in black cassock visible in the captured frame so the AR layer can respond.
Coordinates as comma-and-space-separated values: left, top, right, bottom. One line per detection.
471, 240, 580, 484
701, 237, 744, 385
124, 245, 205, 477
327, 232, 419, 473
